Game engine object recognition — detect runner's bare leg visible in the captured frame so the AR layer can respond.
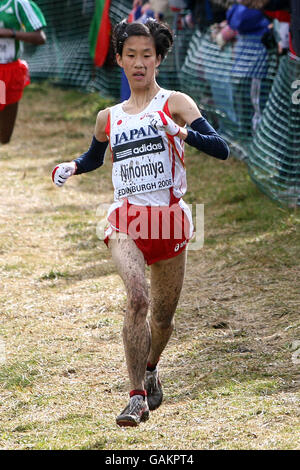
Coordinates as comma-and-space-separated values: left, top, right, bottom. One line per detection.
109, 235, 151, 391
0, 103, 19, 144
148, 249, 187, 366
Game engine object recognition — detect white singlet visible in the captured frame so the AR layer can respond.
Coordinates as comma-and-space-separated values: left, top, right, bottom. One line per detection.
106, 88, 187, 208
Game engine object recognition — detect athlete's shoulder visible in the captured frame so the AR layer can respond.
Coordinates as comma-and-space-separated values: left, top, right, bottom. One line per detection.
95, 107, 111, 141
97, 103, 123, 120
15, 0, 47, 28
168, 91, 195, 107
15, 0, 35, 9
96, 107, 111, 127
168, 91, 201, 125
16, 0, 41, 7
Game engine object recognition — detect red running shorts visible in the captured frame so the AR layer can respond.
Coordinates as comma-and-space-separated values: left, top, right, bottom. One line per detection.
0, 60, 30, 111
104, 200, 193, 265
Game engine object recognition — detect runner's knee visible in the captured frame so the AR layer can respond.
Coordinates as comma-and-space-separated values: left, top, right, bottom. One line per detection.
127, 288, 149, 316
150, 314, 174, 331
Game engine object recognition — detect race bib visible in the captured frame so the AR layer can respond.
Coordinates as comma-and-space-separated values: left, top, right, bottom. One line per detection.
112, 136, 173, 200
0, 38, 15, 63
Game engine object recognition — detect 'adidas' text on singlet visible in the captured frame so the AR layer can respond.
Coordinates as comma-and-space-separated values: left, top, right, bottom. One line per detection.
107, 89, 187, 206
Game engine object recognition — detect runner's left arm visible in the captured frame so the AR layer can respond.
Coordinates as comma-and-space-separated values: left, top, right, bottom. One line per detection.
162, 92, 230, 160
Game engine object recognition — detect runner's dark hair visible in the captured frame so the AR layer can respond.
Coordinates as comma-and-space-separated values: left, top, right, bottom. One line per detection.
112, 19, 173, 61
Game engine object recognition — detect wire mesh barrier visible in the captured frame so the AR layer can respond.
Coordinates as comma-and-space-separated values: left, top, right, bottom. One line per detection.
23, 0, 191, 96
248, 54, 300, 207
22, 1, 299, 207
179, 30, 299, 207
23, 0, 96, 88
180, 30, 278, 147
23, 0, 132, 95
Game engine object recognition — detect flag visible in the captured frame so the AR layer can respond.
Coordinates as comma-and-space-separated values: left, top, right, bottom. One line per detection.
89, 0, 111, 67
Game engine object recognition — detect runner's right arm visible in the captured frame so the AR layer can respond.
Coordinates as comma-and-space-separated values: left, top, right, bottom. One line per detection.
52, 108, 109, 187
74, 108, 109, 174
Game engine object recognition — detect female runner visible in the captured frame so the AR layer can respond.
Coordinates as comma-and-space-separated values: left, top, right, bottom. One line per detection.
52, 19, 229, 427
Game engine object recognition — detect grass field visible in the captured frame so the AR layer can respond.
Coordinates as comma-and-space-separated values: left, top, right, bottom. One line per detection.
0, 83, 299, 450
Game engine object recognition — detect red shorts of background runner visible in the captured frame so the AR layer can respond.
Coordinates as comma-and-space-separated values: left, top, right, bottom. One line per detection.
104, 200, 192, 265
0, 60, 30, 111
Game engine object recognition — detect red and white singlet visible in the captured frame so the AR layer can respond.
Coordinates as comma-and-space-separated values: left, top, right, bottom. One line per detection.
104, 88, 193, 264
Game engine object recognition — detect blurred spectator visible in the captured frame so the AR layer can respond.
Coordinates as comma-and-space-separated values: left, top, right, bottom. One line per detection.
272, 19, 290, 54
174, 0, 231, 31
262, 2, 290, 55
229, 4, 270, 132
209, 3, 271, 133
237, 0, 300, 56
288, 0, 300, 56
239, 0, 288, 8
150, 0, 169, 15
121, 0, 165, 101
227, 3, 270, 35
211, 20, 237, 47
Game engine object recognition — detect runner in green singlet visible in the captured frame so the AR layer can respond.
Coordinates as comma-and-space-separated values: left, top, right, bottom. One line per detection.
0, 0, 46, 144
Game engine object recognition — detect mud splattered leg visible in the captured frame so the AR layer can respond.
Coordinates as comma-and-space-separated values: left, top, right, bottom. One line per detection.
148, 249, 187, 365
109, 235, 150, 390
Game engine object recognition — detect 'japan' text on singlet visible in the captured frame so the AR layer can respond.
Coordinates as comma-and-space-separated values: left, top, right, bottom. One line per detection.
107, 89, 186, 203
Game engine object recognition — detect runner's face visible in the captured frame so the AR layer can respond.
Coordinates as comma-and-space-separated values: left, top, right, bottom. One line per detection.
117, 36, 161, 89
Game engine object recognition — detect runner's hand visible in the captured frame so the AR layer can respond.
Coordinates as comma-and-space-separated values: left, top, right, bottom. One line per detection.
146, 111, 180, 136
52, 162, 76, 187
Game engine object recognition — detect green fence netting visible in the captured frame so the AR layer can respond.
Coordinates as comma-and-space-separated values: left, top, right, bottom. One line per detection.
179, 29, 299, 207
248, 54, 300, 207
23, 0, 133, 94
180, 29, 278, 147
22, 1, 299, 207
23, 1, 192, 95
23, 0, 97, 88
